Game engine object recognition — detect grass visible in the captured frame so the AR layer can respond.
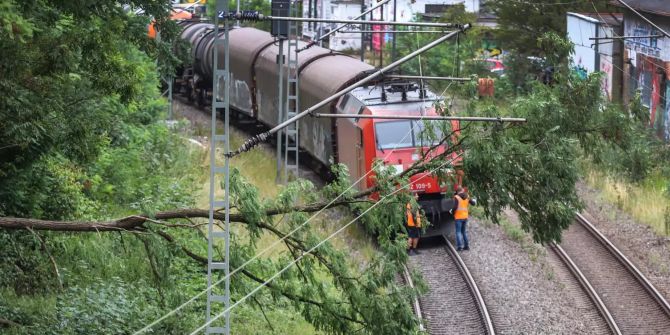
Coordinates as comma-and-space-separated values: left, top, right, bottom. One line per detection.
182, 113, 377, 334
583, 166, 670, 237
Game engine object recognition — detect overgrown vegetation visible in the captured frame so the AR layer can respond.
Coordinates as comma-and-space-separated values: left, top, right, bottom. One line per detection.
2, 0, 670, 334
0, 1, 423, 333
391, 1, 670, 241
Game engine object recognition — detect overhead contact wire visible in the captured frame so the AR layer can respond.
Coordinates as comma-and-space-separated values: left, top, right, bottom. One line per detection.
188, 153, 463, 335
133, 23, 467, 335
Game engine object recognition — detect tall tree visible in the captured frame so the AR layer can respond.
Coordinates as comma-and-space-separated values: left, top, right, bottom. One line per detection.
490, 0, 613, 56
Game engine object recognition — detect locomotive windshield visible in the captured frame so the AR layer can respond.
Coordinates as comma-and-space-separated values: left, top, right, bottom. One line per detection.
375, 120, 444, 150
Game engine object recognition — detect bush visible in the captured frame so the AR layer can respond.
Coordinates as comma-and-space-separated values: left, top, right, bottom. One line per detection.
53, 278, 162, 335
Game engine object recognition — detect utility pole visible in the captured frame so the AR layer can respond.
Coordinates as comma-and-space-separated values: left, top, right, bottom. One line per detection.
360, 1, 366, 61
273, 0, 290, 183
379, 2, 383, 67
228, 26, 471, 158
283, 0, 300, 183
392, 0, 396, 62
276, 39, 286, 183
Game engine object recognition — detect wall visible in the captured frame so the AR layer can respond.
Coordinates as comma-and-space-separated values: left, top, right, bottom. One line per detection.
566, 12, 622, 101
567, 13, 599, 73
622, 12, 670, 142
623, 14, 670, 60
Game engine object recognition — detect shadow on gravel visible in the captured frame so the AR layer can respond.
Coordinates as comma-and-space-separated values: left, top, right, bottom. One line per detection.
417, 235, 448, 250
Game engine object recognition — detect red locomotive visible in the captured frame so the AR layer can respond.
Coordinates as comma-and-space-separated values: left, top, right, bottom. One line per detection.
170, 21, 463, 236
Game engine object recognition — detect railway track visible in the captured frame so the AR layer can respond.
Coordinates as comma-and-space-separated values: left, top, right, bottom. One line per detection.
548, 243, 619, 334
409, 235, 495, 335
400, 264, 426, 333
557, 213, 670, 334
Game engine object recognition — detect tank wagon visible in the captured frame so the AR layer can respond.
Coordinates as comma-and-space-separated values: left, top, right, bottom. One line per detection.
175, 22, 463, 236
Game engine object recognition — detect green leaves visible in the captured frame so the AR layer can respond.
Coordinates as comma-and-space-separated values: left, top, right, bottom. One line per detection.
0, 0, 35, 42
462, 70, 600, 243
53, 277, 163, 335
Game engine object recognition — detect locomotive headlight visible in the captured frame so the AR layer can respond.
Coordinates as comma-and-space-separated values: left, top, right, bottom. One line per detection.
392, 164, 404, 175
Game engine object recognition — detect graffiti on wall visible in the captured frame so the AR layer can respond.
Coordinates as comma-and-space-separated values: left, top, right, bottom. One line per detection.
624, 17, 670, 60
661, 63, 670, 142
625, 21, 662, 58
631, 54, 670, 142
600, 56, 614, 100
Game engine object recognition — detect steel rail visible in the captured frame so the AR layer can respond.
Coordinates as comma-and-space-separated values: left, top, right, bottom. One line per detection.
401, 264, 425, 332
443, 235, 496, 335
314, 113, 527, 123
549, 242, 622, 335
574, 213, 670, 317
226, 26, 469, 158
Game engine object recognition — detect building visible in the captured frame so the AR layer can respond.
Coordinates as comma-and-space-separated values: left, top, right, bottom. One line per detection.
567, 1, 669, 142
566, 12, 624, 102
611, 0, 670, 141
301, 0, 493, 52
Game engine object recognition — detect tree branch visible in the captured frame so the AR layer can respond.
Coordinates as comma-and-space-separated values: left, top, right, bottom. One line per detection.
0, 317, 22, 328
0, 199, 379, 232
252, 296, 275, 332
26, 227, 63, 290
151, 230, 367, 327
0, 138, 472, 233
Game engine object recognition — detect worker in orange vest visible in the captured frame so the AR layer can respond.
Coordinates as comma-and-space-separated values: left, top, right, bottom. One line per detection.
453, 186, 476, 251
406, 193, 422, 255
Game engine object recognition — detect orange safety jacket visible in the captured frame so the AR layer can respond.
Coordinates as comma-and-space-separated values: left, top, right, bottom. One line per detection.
454, 195, 469, 220
406, 203, 421, 228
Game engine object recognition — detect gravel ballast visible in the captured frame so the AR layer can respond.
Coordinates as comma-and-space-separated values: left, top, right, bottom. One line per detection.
423, 217, 609, 334
576, 182, 670, 303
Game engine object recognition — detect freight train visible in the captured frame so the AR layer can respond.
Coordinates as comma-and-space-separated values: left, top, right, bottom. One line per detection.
169, 17, 464, 236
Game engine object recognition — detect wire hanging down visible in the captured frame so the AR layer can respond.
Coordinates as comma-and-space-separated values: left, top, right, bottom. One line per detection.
132, 84, 456, 334
133, 31, 489, 332
187, 154, 463, 335
225, 26, 470, 158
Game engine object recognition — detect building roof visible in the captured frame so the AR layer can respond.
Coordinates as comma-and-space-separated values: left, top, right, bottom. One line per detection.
610, 0, 670, 17
568, 12, 623, 26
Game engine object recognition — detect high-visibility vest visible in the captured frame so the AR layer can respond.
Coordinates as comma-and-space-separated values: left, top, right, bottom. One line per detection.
406, 203, 421, 227
454, 195, 469, 220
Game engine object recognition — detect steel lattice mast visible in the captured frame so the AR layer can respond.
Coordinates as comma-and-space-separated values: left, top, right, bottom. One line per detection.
283, 0, 300, 183
206, 0, 231, 333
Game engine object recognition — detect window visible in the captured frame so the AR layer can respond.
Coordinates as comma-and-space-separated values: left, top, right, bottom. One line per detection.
413, 120, 444, 146
337, 95, 350, 111
374, 120, 446, 150
375, 121, 414, 150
